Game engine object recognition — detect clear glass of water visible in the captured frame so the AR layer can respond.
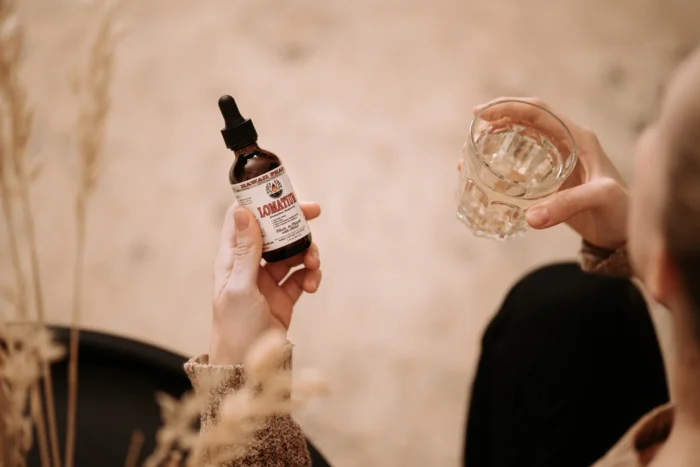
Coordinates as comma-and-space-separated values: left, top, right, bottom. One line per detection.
456, 99, 577, 241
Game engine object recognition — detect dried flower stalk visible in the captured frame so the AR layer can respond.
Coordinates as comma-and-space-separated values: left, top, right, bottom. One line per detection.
0, 2, 26, 319
0, 323, 65, 467
0, 1, 60, 464
144, 391, 211, 467
0, 173, 27, 322
30, 384, 50, 467
65, 4, 119, 467
0, 384, 12, 466
123, 430, 145, 467
165, 452, 183, 467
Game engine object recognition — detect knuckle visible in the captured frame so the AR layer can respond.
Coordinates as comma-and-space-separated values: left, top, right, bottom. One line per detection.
554, 189, 581, 213
221, 286, 249, 304
234, 239, 255, 260
528, 97, 547, 107
224, 202, 237, 221
558, 192, 577, 210
597, 177, 616, 190
595, 177, 623, 198
580, 126, 600, 142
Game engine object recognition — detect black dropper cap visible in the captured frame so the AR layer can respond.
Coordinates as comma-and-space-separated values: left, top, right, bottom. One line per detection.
218, 95, 258, 150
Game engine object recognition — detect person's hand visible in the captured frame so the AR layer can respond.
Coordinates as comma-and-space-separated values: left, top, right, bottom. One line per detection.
209, 202, 322, 366
459, 97, 629, 249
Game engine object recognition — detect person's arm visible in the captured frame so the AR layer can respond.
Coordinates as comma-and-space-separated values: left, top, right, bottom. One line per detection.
184, 354, 311, 467
190, 202, 322, 466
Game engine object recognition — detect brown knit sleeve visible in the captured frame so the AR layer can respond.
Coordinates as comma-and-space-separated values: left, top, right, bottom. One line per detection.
579, 241, 632, 277
184, 354, 312, 467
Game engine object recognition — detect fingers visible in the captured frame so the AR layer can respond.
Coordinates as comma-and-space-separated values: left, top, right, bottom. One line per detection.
302, 267, 322, 294
213, 204, 238, 298
220, 201, 321, 250
300, 202, 321, 222
259, 267, 322, 329
227, 206, 263, 292
472, 96, 551, 118
472, 97, 573, 137
282, 268, 322, 302
219, 203, 238, 250
260, 245, 321, 304
258, 201, 320, 282
526, 179, 614, 229
475, 98, 567, 137
265, 243, 320, 283
471, 97, 583, 143
470, 97, 577, 159
216, 199, 322, 307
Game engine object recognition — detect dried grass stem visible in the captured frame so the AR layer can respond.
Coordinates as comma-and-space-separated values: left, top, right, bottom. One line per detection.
0, 0, 60, 464
65, 7, 117, 467
30, 384, 50, 467
123, 430, 145, 467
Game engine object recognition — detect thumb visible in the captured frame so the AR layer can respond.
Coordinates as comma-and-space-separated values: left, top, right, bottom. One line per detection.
230, 206, 263, 290
526, 182, 603, 229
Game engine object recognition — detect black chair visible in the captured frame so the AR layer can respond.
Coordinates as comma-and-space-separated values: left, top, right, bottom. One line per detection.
27, 327, 331, 466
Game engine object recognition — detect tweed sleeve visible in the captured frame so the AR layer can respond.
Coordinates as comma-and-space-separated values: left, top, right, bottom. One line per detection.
579, 241, 632, 277
184, 354, 311, 467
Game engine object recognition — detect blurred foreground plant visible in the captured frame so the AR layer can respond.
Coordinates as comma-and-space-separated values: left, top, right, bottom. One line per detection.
0, 2, 327, 467
0, 0, 61, 464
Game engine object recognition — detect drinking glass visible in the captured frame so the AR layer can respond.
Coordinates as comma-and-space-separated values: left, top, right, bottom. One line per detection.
456, 99, 578, 241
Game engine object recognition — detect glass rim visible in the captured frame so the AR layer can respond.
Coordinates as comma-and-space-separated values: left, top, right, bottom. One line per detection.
467, 99, 578, 191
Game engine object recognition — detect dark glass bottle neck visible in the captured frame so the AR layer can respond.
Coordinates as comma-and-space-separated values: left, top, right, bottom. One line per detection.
233, 142, 261, 157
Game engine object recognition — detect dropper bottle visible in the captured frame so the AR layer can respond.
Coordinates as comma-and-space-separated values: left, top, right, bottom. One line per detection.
218, 95, 312, 263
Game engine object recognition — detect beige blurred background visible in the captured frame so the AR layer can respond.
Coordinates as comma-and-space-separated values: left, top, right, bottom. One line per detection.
2, 0, 700, 465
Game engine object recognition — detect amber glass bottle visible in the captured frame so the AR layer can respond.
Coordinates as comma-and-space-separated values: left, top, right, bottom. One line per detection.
217, 95, 312, 263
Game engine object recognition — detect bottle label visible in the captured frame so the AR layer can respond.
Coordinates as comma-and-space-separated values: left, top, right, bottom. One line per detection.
231, 165, 311, 253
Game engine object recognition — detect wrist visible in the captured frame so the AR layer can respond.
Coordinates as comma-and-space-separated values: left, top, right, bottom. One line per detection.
208, 331, 249, 366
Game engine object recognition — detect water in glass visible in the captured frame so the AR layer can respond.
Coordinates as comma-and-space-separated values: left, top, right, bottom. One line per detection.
457, 123, 568, 240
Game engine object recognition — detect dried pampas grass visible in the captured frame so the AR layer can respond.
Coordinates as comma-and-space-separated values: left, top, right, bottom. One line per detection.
0, 0, 60, 464
0, 0, 121, 466
0, 323, 65, 467
124, 431, 145, 467
65, 2, 120, 466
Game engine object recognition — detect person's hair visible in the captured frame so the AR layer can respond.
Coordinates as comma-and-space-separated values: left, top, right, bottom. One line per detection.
662, 47, 700, 332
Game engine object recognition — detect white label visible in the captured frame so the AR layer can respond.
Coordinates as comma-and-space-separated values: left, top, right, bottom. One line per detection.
231, 165, 311, 252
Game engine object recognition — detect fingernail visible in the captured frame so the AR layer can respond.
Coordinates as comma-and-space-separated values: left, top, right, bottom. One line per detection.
311, 247, 319, 261
527, 208, 550, 227
234, 207, 249, 232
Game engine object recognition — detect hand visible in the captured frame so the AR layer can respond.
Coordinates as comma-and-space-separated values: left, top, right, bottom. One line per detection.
209, 202, 322, 365
459, 97, 629, 249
